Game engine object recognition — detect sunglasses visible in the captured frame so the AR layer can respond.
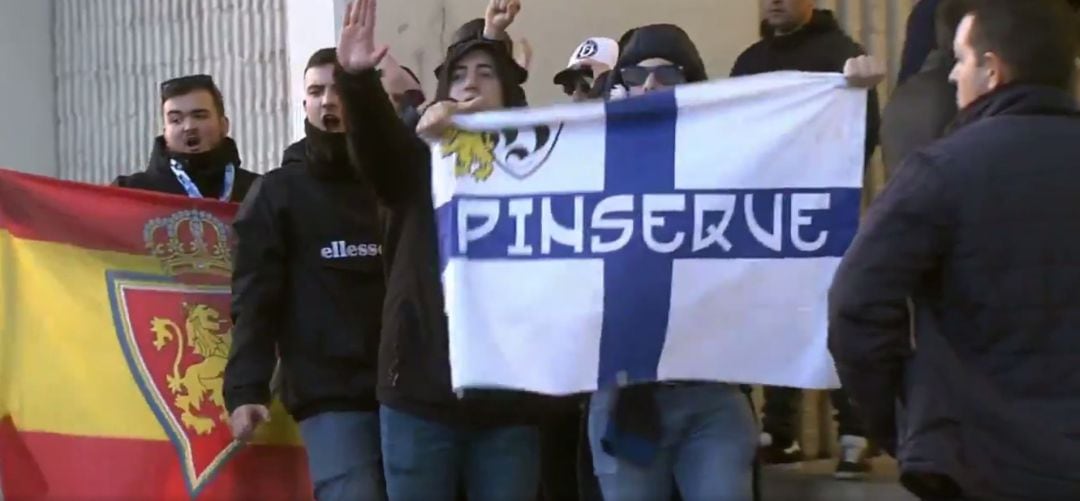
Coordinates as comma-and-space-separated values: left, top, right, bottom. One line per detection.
619, 65, 686, 88
560, 67, 595, 96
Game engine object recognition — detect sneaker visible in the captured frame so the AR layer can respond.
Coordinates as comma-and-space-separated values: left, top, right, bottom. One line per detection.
834, 435, 871, 480
758, 432, 804, 465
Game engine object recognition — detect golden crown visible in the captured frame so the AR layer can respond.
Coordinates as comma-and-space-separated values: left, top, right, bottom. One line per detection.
143, 210, 232, 277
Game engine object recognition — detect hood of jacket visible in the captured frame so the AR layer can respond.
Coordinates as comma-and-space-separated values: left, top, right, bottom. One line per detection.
614, 24, 708, 84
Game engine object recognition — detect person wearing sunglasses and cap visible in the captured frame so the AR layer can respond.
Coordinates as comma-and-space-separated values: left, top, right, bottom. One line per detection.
554, 37, 620, 103
112, 74, 259, 202
590, 22, 885, 500
584, 24, 760, 501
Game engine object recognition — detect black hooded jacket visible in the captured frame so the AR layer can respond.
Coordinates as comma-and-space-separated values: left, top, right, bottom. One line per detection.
336, 41, 547, 428
224, 121, 384, 421
614, 24, 708, 85
731, 10, 880, 164
112, 136, 258, 202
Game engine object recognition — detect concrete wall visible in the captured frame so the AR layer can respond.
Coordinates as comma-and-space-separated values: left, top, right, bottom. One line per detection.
54, 0, 291, 183
0, 0, 58, 177
356, 0, 761, 106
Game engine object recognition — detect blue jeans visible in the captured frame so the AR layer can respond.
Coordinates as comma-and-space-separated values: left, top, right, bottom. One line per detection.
298, 411, 386, 501
379, 405, 540, 501
588, 383, 757, 501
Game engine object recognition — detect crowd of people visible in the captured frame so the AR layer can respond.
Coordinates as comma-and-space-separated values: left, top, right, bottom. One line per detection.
109, 0, 1080, 499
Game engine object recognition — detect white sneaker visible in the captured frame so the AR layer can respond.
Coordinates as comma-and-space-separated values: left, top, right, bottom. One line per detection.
834, 435, 871, 480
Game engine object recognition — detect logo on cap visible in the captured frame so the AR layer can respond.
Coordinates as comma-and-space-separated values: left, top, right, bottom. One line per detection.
576, 39, 599, 60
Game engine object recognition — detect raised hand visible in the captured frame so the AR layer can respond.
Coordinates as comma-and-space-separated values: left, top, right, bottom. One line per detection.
416, 99, 485, 141
379, 53, 424, 108
337, 0, 389, 74
483, 0, 521, 40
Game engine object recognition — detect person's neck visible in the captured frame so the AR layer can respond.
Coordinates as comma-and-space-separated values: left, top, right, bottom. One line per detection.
773, 14, 812, 36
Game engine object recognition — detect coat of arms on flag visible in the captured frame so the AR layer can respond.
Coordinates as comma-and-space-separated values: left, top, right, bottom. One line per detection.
108, 210, 239, 496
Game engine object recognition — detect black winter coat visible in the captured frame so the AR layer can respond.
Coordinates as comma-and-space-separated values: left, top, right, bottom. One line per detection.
828, 84, 1080, 500
224, 126, 384, 421
336, 68, 549, 428
730, 10, 880, 164
113, 136, 258, 202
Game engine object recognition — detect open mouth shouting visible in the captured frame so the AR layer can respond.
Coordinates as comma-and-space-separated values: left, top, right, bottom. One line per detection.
322, 113, 343, 132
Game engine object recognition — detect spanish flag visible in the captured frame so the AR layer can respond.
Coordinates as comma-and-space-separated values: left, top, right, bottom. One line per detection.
0, 168, 311, 499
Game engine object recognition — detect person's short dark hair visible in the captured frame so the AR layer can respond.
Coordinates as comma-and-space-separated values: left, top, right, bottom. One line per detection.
966, 0, 1078, 91
160, 74, 225, 116
935, 0, 969, 51
306, 47, 338, 71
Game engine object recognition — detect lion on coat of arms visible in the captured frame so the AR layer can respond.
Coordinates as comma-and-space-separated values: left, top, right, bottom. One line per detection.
150, 303, 232, 435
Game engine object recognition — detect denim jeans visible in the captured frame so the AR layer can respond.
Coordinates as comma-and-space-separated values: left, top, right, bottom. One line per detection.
588, 383, 757, 501
297, 411, 386, 501
379, 405, 540, 501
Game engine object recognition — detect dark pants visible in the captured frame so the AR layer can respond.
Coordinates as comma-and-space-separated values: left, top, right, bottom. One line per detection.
380, 405, 540, 501
761, 387, 864, 445
538, 396, 601, 501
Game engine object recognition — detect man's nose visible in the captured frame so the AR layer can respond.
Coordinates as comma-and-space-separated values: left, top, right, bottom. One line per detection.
643, 73, 661, 92
323, 90, 342, 108
462, 71, 481, 91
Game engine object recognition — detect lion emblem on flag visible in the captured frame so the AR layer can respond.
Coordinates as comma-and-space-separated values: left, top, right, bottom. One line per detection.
151, 302, 231, 435
442, 123, 564, 182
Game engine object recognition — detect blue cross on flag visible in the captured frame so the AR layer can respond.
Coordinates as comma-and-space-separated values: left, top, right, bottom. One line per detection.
433, 71, 866, 394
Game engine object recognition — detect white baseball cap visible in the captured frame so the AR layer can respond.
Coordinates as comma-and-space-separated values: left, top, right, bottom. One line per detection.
553, 37, 620, 85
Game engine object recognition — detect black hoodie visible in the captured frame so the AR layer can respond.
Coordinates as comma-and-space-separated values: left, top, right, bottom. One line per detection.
731, 10, 880, 164
614, 24, 708, 85
112, 136, 258, 202
225, 121, 384, 421
335, 41, 551, 428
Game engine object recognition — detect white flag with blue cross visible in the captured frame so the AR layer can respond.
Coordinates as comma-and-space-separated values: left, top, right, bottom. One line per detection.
431, 71, 867, 395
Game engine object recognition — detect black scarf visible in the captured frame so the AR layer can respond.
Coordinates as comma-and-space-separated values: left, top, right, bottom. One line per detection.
148, 136, 242, 198
303, 120, 354, 180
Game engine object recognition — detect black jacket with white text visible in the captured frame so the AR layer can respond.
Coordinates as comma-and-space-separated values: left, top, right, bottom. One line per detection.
224, 123, 384, 421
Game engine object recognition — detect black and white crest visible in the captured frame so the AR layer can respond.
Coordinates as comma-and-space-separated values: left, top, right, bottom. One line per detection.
491, 123, 565, 180
575, 40, 599, 60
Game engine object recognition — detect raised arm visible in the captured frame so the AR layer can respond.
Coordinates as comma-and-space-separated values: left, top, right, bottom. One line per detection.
335, 0, 428, 207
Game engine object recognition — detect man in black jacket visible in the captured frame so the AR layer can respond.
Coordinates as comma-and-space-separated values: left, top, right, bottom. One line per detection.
334, 1, 544, 499
113, 74, 258, 202
829, 0, 1080, 499
224, 48, 386, 500
881, 0, 967, 179
731, 0, 878, 479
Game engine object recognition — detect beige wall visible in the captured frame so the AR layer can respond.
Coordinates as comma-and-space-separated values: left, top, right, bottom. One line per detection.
0, 0, 57, 177
361, 0, 761, 106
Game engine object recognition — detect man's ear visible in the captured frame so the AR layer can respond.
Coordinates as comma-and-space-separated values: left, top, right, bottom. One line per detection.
983, 51, 1010, 90
222, 116, 231, 136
